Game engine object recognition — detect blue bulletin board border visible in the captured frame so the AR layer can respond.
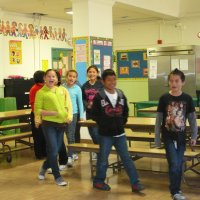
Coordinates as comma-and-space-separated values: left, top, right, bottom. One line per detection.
116, 49, 148, 79
90, 36, 113, 75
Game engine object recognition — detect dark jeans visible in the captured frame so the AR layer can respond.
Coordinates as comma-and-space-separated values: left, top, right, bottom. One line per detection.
88, 126, 99, 144
66, 114, 77, 157
30, 112, 46, 159
93, 135, 139, 185
164, 139, 185, 195
75, 114, 81, 143
41, 125, 65, 179
59, 141, 68, 165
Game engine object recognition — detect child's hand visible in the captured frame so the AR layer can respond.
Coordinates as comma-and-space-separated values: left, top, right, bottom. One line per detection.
190, 139, 196, 146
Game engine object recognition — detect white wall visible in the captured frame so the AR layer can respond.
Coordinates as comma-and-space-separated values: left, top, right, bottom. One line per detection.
0, 11, 72, 97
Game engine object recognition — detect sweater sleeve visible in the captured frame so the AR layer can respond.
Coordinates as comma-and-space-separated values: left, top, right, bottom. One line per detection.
187, 112, 198, 140
34, 90, 43, 124
155, 112, 163, 147
64, 88, 73, 121
91, 94, 101, 122
123, 95, 129, 124
77, 87, 85, 119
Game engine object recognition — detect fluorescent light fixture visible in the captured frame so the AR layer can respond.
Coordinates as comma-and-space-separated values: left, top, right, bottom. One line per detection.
65, 8, 73, 15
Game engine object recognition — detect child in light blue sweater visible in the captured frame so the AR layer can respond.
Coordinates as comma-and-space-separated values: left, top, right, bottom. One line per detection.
63, 69, 84, 167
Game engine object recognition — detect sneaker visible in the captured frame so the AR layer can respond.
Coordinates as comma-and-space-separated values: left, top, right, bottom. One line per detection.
92, 152, 97, 161
47, 168, 52, 174
132, 182, 145, 192
72, 153, 79, 160
55, 177, 67, 186
93, 182, 111, 191
67, 157, 74, 167
38, 167, 46, 180
59, 165, 67, 171
172, 193, 186, 200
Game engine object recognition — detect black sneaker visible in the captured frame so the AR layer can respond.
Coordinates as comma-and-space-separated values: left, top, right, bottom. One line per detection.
93, 182, 111, 191
132, 182, 145, 192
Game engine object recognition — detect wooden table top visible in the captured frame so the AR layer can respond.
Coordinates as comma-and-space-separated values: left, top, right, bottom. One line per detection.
79, 117, 200, 129
0, 109, 31, 121
138, 106, 199, 113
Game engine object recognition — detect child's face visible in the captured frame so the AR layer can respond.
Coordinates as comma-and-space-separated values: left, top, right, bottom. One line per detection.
169, 74, 185, 93
45, 70, 57, 88
66, 72, 77, 86
103, 75, 116, 91
87, 68, 98, 81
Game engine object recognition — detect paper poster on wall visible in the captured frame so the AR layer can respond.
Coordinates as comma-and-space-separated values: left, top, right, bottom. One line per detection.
76, 43, 87, 62
103, 55, 111, 69
180, 59, 188, 70
132, 60, 140, 68
94, 49, 100, 65
149, 60, 157, 79
42, 60, 48, 71
53, 61, 58, 69
120, 53, 128, 61
120, 66, 129, 75
9, 40, 22, 64
171, 59, 179, 70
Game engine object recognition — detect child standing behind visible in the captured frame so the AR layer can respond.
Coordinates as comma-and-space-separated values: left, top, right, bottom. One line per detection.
63, 70, 84, 167
155, 69, 198, 200
29, 70, 46, 159
91, 69, 144, 193
82, 65, 103, 160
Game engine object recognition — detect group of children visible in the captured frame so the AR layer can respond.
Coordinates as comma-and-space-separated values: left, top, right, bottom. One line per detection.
29, 66, 198, 200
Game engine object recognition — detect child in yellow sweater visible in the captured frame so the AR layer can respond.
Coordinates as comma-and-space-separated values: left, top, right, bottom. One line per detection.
34, 69, 72, 186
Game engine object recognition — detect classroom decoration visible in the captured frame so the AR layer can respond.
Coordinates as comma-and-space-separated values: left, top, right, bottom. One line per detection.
0, 19, 72, 45
9, 40, 22, 64
73, 37, 89, 85
116, 49, 148, 79
90, 37, 113, 74
51, 48, 73, 77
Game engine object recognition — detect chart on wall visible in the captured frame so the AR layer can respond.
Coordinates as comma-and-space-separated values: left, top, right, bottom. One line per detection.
73, 37, 89, 85
90, 37, 113, 75
51, 48, 73, 77
9, 40, 22, 64
116, 49, 148, 79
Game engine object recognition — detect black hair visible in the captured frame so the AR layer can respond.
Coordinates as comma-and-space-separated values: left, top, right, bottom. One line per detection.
33, 70, 45, 84
66, 69, 78, 77
168, 68, 185, 82
87, 65, 99, 74
102, 69, 116, 81
54, 70, 61, 86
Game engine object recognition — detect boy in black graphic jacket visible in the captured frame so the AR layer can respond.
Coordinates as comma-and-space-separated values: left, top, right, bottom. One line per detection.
91, 69, 144, 193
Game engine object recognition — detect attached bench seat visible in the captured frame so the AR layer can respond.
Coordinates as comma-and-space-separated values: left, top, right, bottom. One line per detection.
0, 122, 30, 131
68, 143, 200, 181
0, 131, 33, 162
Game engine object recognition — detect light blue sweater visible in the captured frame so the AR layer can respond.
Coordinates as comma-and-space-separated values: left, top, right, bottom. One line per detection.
63, 83, 84, 119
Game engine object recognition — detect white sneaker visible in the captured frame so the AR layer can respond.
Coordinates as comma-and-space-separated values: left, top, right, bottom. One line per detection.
72, 153, 78, 160
59, 165, 67, 171
47, 168, 52, 174
173, 193, 186, 200
55, 177, 67, 186
67, 157, 74, 167
92, 152, 97, 161
38, 167, 46, 180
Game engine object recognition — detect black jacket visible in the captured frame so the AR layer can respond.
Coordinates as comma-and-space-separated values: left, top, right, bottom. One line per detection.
91, 88, 129, 136
82, 80, 103, 119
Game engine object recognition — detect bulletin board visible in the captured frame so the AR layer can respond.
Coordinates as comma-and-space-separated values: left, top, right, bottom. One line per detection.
51, 48, 73, 77
116, 49, 148, 79
73, 37, 89, 85
90, 36, 113, 75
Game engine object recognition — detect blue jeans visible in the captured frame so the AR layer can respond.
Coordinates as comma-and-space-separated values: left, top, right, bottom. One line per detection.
88, 126, 99, 144
164, 139, 185, 195
42, 125, 65, 179
93, 135, 139, 185
66, 114, 77, 157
